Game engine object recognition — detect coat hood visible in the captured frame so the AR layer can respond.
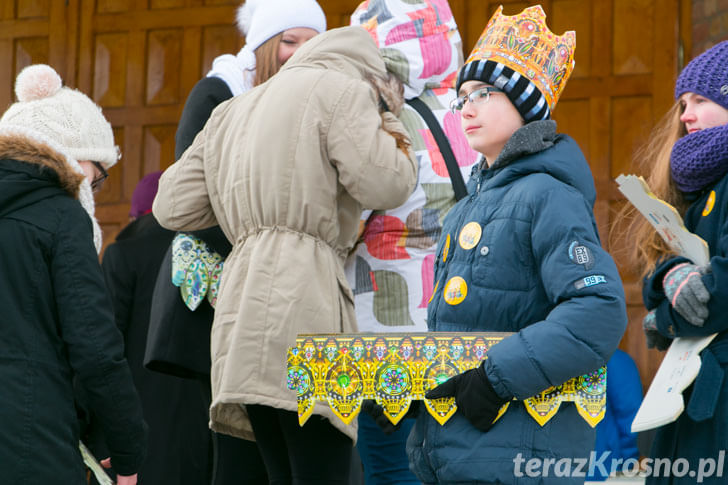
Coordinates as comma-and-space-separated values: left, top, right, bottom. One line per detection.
279, 26, 387, 81
0, 134, 83, 212
485, 121, 596, 207
0, 133, 103, 252
350, 0, 464, 99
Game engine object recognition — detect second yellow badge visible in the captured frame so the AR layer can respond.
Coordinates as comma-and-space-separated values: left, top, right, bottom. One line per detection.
458, 222, 482, 250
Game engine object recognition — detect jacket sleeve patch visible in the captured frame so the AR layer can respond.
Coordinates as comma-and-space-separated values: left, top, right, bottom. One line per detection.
568, 240, 594, 270
573, 274, 607, 290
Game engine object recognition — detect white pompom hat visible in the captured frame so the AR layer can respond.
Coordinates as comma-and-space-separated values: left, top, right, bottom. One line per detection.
0, 64, 119, 169
236, 0, 327, 51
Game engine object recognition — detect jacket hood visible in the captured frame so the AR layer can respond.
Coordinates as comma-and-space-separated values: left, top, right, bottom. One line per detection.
350, 0, 464, 99
486, 121, 596, 206
280, 26, 387, 81
0, 133, 103, 252
0, 134, 84, 212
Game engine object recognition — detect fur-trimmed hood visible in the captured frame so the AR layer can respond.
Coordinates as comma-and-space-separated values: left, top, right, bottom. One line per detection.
0, 133, 103, 252
0, 133, 85, 198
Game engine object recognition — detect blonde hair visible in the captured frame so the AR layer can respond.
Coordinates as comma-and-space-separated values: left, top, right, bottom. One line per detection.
614, 102, 688, 277
254, 33, 283, 86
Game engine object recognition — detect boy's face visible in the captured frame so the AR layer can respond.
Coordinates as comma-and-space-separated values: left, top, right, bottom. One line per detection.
459, 80, 524, 165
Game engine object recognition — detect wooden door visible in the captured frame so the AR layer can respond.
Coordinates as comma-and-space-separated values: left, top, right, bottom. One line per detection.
0, 0, 690, 389
0, 1, 77, 115
75, 0, 243, 240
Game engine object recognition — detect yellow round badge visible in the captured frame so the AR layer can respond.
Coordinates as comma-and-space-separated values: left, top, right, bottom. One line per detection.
702, 190, 716, 217
458, 222, 482, 250
443, 234, 451, 263
443, 276, 467, 305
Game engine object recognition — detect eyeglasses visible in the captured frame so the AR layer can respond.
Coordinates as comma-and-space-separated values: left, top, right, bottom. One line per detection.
90, 161, 108, 193
449, 86, 504, 114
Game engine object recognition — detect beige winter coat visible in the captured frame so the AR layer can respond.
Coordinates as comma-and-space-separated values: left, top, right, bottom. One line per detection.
153, 26, 417, 442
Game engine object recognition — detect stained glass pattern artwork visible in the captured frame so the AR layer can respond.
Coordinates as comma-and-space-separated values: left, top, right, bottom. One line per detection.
286, 333, 606, 428
171, 233, 223, 310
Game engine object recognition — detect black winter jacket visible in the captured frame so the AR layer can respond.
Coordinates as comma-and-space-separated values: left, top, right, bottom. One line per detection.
89, 214, 211, 484
146, 75, 233, 379
0, 135, 147, 483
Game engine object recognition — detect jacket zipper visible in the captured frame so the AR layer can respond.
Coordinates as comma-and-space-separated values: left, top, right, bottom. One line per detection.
432, 170, 484, 330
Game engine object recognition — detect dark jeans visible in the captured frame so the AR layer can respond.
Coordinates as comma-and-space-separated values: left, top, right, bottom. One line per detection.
246, 404, 353, 485
201, 381, 268, 485
357, 412, 420, 485
212, 431, 268, 485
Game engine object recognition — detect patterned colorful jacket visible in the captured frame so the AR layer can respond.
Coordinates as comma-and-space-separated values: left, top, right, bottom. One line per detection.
347, 0, 479, 332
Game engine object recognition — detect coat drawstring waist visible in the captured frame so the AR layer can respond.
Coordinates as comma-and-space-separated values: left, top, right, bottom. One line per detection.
235, 225, 349, 260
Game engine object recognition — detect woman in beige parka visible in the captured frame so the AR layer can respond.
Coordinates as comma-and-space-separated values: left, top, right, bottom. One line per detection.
153, 26, 417, 483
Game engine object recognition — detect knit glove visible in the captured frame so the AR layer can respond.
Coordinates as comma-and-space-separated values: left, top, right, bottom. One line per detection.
425, 362, 509, 432
643, 309, 672, 351
662, 262, 711, 326
361, 400, 419, 435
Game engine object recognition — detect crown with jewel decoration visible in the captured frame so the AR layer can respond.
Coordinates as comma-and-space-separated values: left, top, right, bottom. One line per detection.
465, 5, 575, 111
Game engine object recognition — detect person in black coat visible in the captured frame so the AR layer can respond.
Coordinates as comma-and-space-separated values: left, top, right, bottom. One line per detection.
0, 64, 146, 485
82, 172, 212, 484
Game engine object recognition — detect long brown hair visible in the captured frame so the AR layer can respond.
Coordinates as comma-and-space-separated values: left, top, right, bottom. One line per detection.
614, 102, 688, 277
253, 33, 283, 86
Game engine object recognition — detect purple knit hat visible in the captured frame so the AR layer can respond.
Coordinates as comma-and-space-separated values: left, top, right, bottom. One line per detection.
675, 40, 728, 109
130, 170, 162, 218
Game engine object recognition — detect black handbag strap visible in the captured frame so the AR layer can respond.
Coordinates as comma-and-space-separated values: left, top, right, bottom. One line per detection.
406, 97, 467, 200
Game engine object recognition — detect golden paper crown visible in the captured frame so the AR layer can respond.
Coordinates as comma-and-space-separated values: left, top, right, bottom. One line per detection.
466, 5, 575, 111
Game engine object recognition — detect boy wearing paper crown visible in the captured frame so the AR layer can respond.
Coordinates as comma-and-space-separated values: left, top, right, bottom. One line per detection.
407, 6, 627, 483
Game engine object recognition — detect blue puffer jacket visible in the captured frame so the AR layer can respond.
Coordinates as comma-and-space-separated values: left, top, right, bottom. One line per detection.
407, 121, 627, 484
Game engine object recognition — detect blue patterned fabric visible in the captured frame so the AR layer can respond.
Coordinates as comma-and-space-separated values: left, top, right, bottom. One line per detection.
171, 233, 223, 310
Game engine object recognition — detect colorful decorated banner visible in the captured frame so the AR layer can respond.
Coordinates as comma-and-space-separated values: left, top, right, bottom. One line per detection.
286, 332, 606, 428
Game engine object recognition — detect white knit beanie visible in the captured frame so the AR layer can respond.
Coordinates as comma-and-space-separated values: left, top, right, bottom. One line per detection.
236, 0, 327, 51
0, 64, 119, 170
0, 64, 116, 253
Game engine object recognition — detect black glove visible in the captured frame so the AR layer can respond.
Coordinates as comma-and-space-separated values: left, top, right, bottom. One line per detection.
361, 399, 420, 435
425, 362, 509, 432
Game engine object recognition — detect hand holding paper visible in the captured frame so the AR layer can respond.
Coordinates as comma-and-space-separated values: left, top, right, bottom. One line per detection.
616, 174, 717, 432
615, 174, 709, 266
662, 262, 711, 326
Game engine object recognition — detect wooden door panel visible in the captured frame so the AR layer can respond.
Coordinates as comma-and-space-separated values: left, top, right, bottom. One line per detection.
0, 1, 74, 110
552, 0, 591, 80
144, 125, 178, 173
613, 0, 654, 75
555, 99, 591, 161
14, 37, 50, 71
146, 28, 185, 105
17, 0, 51, 18
610, 96, 654, 178
93, 33, 129, 107
77, 0, 241, 245
201, 25, 240, 78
